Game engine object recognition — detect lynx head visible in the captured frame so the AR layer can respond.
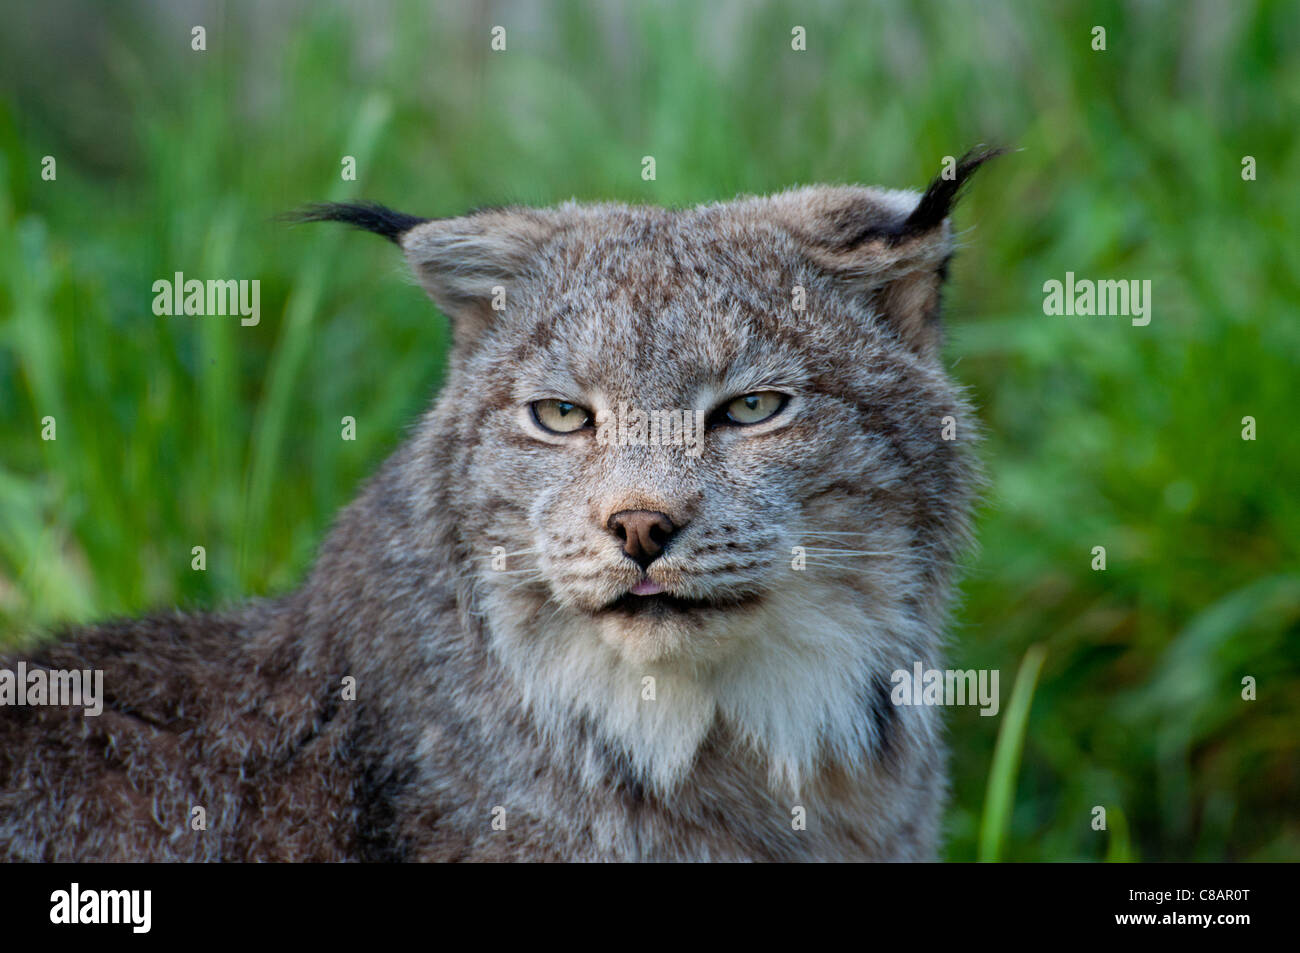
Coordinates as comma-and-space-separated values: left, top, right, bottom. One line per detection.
299, 149, 997, 794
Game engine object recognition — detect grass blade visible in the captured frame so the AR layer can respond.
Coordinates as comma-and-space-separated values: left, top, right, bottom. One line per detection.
978, 643, 1047, 862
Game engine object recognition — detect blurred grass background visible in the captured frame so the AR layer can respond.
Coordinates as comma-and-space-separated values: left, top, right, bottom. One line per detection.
1, 0, 1297, 861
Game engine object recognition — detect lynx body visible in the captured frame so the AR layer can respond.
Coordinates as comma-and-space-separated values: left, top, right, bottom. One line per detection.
0, 152, 997, 861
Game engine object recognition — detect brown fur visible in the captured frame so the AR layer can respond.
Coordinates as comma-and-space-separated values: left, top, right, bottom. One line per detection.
1, 152, 998, 861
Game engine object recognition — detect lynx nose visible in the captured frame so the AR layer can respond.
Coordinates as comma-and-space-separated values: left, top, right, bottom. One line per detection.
607, 510, 678, 569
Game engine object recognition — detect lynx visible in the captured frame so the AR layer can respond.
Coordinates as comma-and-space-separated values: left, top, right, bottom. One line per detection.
0, 149, 999, 861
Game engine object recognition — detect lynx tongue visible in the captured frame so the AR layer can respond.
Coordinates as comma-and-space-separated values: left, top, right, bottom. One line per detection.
630, 579, 665, 596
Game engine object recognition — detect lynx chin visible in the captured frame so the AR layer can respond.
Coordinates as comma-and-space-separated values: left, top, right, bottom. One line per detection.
0, 148, 1001, 862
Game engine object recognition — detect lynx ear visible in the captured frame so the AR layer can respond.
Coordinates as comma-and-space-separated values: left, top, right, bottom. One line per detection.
771, 147, 1003, 355
292, 202, 559, 343
399, 208, 564, 342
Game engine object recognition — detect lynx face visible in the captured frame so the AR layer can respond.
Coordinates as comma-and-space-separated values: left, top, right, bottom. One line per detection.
305, 152, 992, 793
456, 203, 970, 676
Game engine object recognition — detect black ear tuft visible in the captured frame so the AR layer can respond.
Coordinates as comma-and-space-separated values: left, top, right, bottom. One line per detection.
901, 146, 1007, 237
286, 202, 430, 244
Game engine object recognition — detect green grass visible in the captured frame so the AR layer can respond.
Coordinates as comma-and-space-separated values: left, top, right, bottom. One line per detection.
1, 0, 1297, 861
979, 644, 1047, 862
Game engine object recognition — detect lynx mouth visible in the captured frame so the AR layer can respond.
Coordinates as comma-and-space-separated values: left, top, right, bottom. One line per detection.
600, 588, 761, 617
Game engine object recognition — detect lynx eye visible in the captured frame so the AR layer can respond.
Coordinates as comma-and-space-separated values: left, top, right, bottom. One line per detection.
530, 399, 593, 434
721, 391, 788, 426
